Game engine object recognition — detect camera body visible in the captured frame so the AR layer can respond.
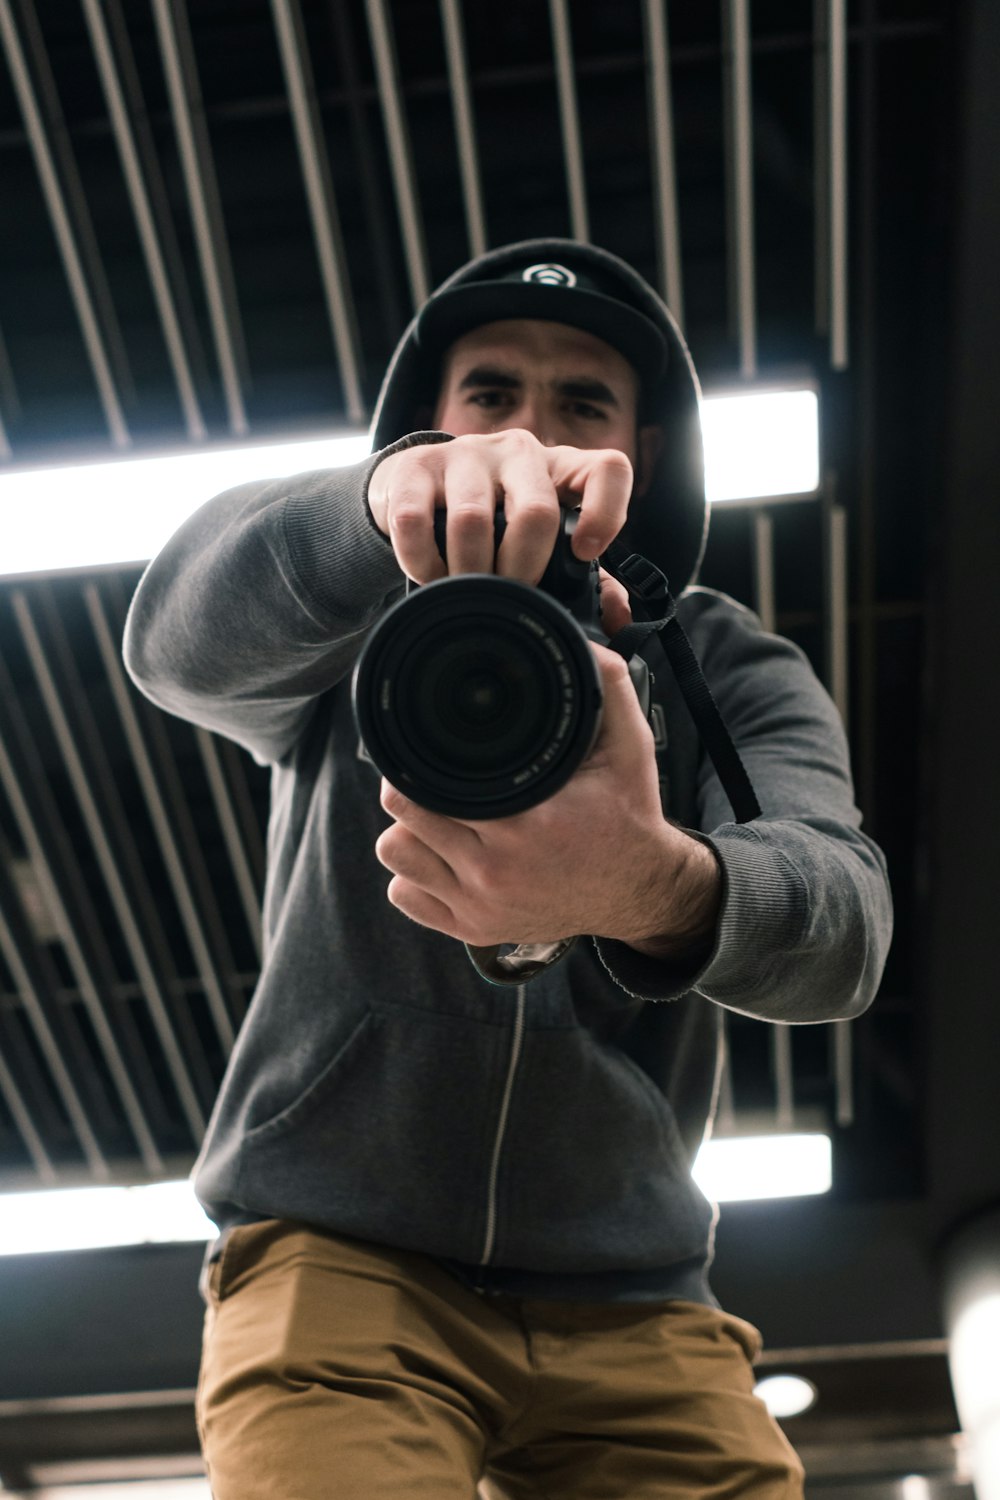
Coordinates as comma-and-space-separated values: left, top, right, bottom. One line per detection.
352, 512, 651, 820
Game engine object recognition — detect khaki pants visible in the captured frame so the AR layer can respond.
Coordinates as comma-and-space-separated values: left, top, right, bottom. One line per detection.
197, 1220, 805, 1500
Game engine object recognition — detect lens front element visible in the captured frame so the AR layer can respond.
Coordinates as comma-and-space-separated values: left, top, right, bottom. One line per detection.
353, 575, 603, 819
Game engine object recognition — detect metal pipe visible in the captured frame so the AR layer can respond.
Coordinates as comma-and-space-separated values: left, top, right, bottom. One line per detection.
727, 0, 757, 376
364, 0, 431, 307
0, 1032, 57, 1182
439, 0, 488, 258
0, 0, 129, 446
11, 589, 219, 1129
641, 0, 684, 324
547, 0, 589, 241
813, 0, 830, 333
151, 0, 249, 435
823, 490, 854, 1127
17, 0, 136, 405
82, 586, 238, 1053
824, 495, 849, 724
0, 857, 109, 1179
752, 508, 776, 631
196, 729, 263, 963
270, 0, 365, 422
79, 0, 207, 440
772, 1027, 795, 1130
829, 0, 849, 368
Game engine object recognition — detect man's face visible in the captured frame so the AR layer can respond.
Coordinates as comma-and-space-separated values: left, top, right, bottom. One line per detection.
432, 319, 661, 492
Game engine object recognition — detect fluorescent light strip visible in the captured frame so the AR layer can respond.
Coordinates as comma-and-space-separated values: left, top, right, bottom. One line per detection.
702, 388, 819, 504
0, 389, 820, 579
0, 1133, 831, 1256
691, 1132, 832, 1203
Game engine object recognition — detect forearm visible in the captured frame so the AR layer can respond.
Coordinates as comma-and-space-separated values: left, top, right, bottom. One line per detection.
124, 457, 404, 762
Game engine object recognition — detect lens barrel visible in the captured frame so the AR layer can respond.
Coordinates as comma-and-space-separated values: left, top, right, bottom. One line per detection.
352, 574, 603, 819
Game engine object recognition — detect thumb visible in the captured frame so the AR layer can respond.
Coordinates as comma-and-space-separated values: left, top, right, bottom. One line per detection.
589, 643, 656, 764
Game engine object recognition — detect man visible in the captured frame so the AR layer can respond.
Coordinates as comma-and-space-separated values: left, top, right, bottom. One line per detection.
124, 239, 892, 1499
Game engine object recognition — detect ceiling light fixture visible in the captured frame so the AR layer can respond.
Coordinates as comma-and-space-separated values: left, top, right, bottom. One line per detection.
0, 388, 821, 580
752, 1373, 818, 1419
0, 1131, 832, 1255
692, 1132, 832, 1203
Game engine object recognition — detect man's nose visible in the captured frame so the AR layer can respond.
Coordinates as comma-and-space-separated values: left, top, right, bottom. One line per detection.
497, 400, 558, 446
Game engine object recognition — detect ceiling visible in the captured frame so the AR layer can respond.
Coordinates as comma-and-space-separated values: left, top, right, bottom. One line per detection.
1, 0, 990, 1494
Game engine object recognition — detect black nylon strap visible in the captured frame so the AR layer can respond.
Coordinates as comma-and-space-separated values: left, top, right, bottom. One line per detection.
603, 541, 761, 824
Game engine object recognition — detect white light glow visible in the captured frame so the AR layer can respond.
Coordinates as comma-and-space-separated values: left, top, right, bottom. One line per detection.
950, 1290, 1000, 1500
753, 1373, 818, 1419
692, 1132, 832, 1203
0, 389, 820, 578
34, 1485, 210, 1500
34, 1485, 210, 1499
900, 1476, 934, 1500
0, 1180, 213, 1256
702, 387, 820, 503
0, 432, 372, 579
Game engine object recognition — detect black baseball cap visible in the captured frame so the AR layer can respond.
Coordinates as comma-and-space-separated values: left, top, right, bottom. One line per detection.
414, 253, 670, 390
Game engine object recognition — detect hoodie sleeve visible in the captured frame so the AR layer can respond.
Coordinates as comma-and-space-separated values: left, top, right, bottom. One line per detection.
123, 435, 450, 765
593, 591, 893, 1023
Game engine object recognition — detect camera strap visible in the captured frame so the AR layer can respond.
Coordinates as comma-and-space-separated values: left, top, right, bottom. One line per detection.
464, 544, 760, 989
602, 542, 761, 825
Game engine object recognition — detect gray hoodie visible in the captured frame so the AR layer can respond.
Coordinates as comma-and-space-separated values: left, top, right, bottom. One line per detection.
123, 240, 892, 1304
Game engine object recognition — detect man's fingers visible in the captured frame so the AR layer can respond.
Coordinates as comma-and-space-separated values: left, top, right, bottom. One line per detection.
588, 643, 654, 762
598, 568, 632, 637
443, 455, 500, 575
383, 465, 446, 582
532, 447, 632, 561
492, 436, 562, 583
570, 450, 634, 560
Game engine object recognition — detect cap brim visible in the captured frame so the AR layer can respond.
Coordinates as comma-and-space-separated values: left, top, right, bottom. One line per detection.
415, 281, 668, 386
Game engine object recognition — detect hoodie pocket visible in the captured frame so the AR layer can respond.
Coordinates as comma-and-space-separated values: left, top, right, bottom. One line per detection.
237, 1003, 513, 1263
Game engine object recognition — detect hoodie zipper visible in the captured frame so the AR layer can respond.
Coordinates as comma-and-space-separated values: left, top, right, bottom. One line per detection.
479, 984, 526, 1267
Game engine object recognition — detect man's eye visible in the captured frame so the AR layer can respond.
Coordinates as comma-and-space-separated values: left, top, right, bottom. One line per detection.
570, 401, 607, 420
468, 391, 511, 408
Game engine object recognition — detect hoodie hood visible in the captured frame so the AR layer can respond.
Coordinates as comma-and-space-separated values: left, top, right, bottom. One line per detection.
369, 238, 708, 595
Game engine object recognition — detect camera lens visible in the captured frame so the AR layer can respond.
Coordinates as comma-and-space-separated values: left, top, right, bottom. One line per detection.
353, 575, 602, 819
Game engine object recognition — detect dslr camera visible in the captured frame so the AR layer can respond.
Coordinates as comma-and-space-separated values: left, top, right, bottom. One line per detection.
351, 511, 655, 821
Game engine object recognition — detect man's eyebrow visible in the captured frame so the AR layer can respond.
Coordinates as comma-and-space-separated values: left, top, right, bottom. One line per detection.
456, 365, 521, 391
455, 366, 621, 409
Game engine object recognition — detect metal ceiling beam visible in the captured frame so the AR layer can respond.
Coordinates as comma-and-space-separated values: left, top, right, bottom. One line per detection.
0, 851, 109, 1179
0, 0, 129, 447
14, 0, 136, 407
547, 0, 589, 242
364, 0, 431, 308
87, 583, 245, 1035
85, 579, 239, 1050
10, 589, 216, 1142
438, 0, 487, 259
270, 0, 365, 423
641, 0, 684, 326
828, 0, 849, 369
195, 729, 262, 964
79, 0, 208, 441
724, 0, 758, 377
0, 649, 180, 1158
0, 1021, 56, 1182
24, 585, 234, 1066
151, 0, 250, 437
325, 0, 406, 349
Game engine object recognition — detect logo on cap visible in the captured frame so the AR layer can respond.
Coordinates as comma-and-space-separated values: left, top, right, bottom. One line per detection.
521, 263, 577, 288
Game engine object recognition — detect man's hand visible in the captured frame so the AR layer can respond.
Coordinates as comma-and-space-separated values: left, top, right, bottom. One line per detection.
367, 430, 634, 585
374, 644, 722, 959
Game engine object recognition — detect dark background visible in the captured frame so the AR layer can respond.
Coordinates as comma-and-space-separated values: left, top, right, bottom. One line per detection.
0, 1, 997, 1494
